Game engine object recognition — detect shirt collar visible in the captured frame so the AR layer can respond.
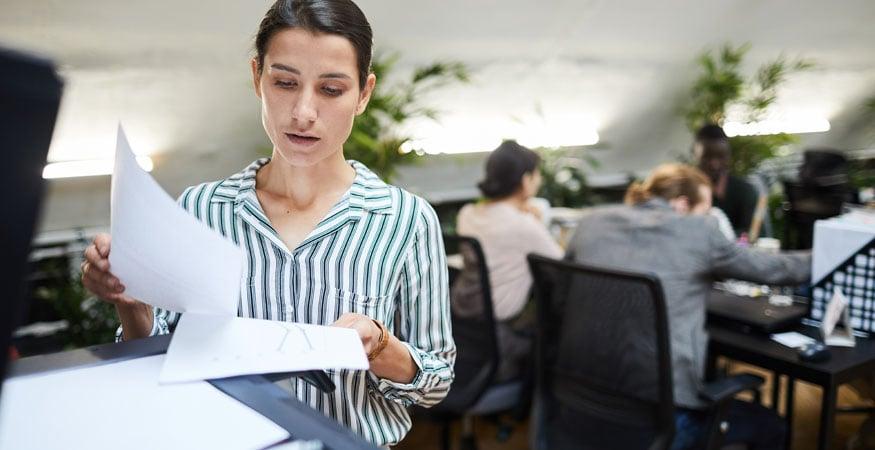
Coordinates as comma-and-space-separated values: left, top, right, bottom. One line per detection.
638, 197, 673, 211
211, 158, 394, 216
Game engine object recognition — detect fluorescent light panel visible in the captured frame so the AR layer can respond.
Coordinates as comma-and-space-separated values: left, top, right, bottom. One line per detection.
724, 118, 831, 137
43, 156, 153, 179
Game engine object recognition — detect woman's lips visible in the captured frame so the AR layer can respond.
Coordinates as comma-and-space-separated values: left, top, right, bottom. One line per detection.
285, 133, 320, 147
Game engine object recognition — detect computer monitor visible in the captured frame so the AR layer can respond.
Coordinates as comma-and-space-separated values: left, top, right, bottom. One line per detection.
0, 48, 63, 397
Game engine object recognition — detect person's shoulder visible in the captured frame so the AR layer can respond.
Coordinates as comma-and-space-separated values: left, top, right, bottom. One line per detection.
349, 160, 438, 226
577, 203, 632, 222
177, 158, 263, 209
178, 175, 243, 205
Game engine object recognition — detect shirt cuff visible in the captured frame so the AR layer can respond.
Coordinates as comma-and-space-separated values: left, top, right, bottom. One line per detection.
373, 342, 427, 406
114, 312, 165, 343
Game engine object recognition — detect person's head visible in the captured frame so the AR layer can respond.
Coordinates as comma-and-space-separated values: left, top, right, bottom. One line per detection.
692, 124, 732, 182
624, 163, 713, 215
251, 0, 376, 167
477, 140, 542, 201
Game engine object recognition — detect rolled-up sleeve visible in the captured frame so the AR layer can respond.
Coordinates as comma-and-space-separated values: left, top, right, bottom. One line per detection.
114, 308, 180, 342
377, 199, 455, 407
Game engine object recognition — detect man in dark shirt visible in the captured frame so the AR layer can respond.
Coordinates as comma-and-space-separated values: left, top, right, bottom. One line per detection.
693, 124, 760, 237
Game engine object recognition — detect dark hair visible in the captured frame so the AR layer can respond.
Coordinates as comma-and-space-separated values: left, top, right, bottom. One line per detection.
477, 140, 541, 199
694, 123, 728, 142
254, 0, 373, 88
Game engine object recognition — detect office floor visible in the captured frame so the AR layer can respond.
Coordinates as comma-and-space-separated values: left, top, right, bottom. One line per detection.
397, 362, 874, 450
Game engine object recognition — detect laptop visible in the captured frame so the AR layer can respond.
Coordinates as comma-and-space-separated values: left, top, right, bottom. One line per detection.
706, 289, 809, 333
0, 48, 63, 397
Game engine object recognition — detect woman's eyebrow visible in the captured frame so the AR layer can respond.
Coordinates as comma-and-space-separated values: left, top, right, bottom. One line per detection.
270, 63, 300, 74
269, 63, 351, 80
319, 72, 352, 80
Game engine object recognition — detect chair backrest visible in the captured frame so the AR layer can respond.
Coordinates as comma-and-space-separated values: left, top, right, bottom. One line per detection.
527, 254, 674, 450
435, 234, 500, 413
783, 180, 850, 249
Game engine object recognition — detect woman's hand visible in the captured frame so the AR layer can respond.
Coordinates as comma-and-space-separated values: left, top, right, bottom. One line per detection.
82, 233, 129, 305
332, 312, 417, 383
81, 233, 153, 340
332, 313, 381, 354
522, 202, 543, 221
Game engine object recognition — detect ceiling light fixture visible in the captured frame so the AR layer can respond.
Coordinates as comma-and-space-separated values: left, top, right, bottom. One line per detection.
724, 118, 831, 137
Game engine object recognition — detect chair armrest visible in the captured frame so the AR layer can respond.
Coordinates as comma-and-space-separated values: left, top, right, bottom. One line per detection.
698, 373, 764, 405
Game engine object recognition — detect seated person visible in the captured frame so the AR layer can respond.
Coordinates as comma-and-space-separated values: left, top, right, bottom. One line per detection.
565, 163, 811, 450
694, 124, 760, 237
453, 140, 563, 381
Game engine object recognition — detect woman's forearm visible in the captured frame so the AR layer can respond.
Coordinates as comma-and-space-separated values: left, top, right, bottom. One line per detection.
369, 335, 417, 384
115, 302, 154, 341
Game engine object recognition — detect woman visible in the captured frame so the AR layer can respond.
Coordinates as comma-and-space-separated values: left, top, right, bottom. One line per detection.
80, 0, 454, 446
566, 163, 810, 450
453, 140, 562, 381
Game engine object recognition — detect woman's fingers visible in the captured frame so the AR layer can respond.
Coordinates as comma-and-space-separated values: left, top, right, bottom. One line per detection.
81, 234, 126, 301
83, 244, 109, 271
94, 233, 112, 257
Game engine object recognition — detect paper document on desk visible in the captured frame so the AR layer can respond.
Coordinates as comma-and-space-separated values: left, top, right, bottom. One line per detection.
0, 355, 289, 450
160, 314, 369, 383
109, 125, 243, 316
770, 331, 816, 349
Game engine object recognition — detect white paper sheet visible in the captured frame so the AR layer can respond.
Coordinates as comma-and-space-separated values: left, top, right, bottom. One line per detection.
160, 314, 369, 383
770, 331, 816, 349
109, 125, 243, 316
0, 355, 289, 450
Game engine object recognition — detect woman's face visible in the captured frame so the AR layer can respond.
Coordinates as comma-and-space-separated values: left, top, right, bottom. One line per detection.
251, 28, 375, 167
521, 170, 542, 199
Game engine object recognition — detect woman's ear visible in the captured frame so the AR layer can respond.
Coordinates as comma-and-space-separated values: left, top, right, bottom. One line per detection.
250, 58, 263, 99
669, 195, 691, 214
356, 73, 377, 115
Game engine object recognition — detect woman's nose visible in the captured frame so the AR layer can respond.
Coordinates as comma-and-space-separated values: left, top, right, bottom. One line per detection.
291, 91, 317, 123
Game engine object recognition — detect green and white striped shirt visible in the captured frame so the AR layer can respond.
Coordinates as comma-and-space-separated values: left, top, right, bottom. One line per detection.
119, 158, 455, 446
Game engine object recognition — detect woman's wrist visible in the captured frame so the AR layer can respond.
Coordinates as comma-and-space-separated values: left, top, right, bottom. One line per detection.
367, 319, 389, 361
115, 302, 153, 340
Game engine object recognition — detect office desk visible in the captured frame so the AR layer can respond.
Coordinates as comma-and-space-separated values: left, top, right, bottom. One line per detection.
6, 334, 377, 450
707, 325, 875, 450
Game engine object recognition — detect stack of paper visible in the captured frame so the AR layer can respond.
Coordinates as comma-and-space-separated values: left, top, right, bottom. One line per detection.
109, 126, 368, 383
0, 356, 289, 450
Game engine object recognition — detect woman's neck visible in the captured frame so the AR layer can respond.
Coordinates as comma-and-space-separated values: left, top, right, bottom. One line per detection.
256, 151, 356, 210
488, 192, 529, 212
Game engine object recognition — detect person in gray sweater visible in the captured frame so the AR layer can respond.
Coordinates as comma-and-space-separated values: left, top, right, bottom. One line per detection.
566, 163, 811, 450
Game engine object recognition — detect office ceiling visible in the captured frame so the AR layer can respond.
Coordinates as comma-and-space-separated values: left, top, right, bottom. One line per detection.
1, 0, 874, 229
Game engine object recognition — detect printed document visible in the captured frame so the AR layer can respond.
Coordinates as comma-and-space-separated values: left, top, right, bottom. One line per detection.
109, 125, 243, 316
161, 314, 369, 383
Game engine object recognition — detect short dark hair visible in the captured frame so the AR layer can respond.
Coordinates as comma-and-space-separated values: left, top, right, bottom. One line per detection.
477, 140, 541, 199
694, 124, 728, 142
254, 0, 373, 88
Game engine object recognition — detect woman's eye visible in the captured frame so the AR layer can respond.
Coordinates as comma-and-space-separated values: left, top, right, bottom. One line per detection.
322, 86, 343, 97
274, 80, 296, 89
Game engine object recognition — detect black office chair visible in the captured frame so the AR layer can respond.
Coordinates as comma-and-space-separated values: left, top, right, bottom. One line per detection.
527, 254, 763, 450
416, 235, 525, 450
782, 149, 857, 250
782, 180, 850, 250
